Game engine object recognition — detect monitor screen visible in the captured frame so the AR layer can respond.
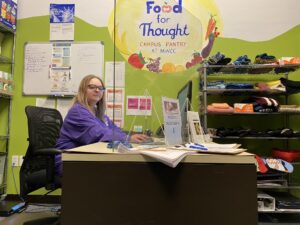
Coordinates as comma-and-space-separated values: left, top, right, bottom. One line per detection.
177, 80, 192, 142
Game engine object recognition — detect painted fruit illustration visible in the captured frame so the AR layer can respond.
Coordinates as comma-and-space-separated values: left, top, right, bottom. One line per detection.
146, 57, 161, 73
162, 62, 176, 73
185, 52, 203, 69
128, 52, 146, 69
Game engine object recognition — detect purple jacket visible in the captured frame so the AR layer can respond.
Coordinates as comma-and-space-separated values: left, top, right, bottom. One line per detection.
56, 103, 127, 149
55, 103, 127, 175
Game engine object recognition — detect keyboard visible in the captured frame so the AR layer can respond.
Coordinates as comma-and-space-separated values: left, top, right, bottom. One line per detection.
140, 137, 165, 145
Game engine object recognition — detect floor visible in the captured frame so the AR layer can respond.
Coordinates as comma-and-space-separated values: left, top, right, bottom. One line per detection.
0, 204, 59, 225
1, 205, 300, 225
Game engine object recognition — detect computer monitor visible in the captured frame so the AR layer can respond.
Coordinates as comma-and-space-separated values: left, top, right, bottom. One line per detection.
177, 80, 192, 142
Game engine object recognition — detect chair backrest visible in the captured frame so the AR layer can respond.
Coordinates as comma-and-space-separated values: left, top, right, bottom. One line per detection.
26, 106, 63, 153
20, 106, 63, 200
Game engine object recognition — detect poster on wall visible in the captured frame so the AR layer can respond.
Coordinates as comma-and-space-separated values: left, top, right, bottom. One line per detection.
50, 4, 75, 41
105, 61, 125, 87
108, 0, 222, 73
106, 87, 125, 128
126, 96, 152, 116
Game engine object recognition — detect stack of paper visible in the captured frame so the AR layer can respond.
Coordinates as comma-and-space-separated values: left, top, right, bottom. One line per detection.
140, 150, 193, 168
118, 143, 192, 168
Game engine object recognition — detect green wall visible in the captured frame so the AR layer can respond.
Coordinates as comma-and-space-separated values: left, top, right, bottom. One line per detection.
6, 15, 300, 195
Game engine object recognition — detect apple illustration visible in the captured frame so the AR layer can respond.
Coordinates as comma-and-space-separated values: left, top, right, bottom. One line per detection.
162, 2, 172, 13
128, 52, 146, 69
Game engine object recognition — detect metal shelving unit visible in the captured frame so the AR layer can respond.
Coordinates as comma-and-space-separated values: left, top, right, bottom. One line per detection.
0, 23, 15, 198
198, 63, 300, 222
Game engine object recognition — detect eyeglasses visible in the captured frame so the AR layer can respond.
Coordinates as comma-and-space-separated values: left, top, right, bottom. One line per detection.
87, 84, 106, 91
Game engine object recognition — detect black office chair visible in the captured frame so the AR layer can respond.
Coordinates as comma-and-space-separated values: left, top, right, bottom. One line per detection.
20, 106, 63, 225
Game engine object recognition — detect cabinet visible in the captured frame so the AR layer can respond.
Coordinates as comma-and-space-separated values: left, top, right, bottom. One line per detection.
198, 63, 300, 223
0, 22, 15, 198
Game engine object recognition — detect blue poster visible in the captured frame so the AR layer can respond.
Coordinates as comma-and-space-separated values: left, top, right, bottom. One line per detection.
50, 4, 75, 23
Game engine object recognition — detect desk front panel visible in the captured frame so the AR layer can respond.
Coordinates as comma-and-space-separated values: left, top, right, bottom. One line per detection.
61, 161, 257, 225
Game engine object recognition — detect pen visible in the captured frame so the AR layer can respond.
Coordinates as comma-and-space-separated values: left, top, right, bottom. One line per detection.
185, 143, 208, 150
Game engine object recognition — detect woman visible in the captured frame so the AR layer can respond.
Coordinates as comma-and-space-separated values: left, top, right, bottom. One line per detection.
55, 75, 148, 174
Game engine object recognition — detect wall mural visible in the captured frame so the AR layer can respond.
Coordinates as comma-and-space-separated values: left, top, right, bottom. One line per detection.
108, 0, 222, 73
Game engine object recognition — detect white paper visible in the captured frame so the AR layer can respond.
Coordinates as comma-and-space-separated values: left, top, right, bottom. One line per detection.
187, 111, 205, 143
106, 88, 124, 103
117, 144, 191, 168
126, 96, 152, 116
105, 61, 125, 87
162, 97, 182, 145
140, 150, 192, 168
49, 69, 71, 93
57, 98, 73, 119
50, 4, 75, 41
106, 103, 124, 128
35, 98, 55, 108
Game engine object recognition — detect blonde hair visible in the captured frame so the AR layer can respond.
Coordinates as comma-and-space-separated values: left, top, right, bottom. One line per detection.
73, 74, 106, 121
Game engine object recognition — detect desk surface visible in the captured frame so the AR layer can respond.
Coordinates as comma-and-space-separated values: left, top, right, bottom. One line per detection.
62, 142, 256, 165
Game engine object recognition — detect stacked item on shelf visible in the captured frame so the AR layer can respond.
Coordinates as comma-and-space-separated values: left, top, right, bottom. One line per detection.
0, 71, 13, 95
242, 96, 279, 113
255, 80, 286, 92
214, 127, 300, 138
202, 52, 300, 75
0, 0, 17, 31
207, 103, 234, 113
256, 152, 300, 213
272, 149, 300, 163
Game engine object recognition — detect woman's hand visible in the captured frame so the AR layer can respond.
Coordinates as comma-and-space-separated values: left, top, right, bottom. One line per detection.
129, 134, 150, 143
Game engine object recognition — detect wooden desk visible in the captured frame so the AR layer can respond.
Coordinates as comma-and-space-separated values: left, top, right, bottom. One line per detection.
61, 144, 257, 225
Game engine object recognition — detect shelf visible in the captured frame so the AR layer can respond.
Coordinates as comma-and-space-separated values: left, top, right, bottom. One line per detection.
0, 135, 9, 140
0, 55, 13, 64
0, 183, 6, 190
258, 185, 300, 190
259, 209, 300, 214
202, 89, 286, 95
204, 112, 300, 115
200, 63, 300, 75
0, 92, 13, 98
0, 22, 15, 34
212, 136, 300, 140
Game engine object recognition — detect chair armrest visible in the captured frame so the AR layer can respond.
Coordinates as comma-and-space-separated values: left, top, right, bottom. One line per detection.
34, 148, 62, 155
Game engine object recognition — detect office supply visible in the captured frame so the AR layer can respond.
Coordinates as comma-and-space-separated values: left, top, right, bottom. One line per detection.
117, 143, 190, 168
0, 201, 25, 216
185, 143, 208, 150
170, 142, 246, 154
23, 41, 104, 96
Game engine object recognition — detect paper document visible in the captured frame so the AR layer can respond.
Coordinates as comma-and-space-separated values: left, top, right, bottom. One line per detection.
140, 150, 193, 168
201, 143, 241, 149
118, 143, 192, 167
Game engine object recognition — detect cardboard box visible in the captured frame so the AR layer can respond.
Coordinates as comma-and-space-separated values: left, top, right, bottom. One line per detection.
0, 0, 17, 31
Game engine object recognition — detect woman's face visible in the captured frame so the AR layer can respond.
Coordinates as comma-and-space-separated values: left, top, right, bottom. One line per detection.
86, 78, 105, 106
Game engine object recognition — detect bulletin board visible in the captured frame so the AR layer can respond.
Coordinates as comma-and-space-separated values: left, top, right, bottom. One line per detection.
23, 41, 104, 96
